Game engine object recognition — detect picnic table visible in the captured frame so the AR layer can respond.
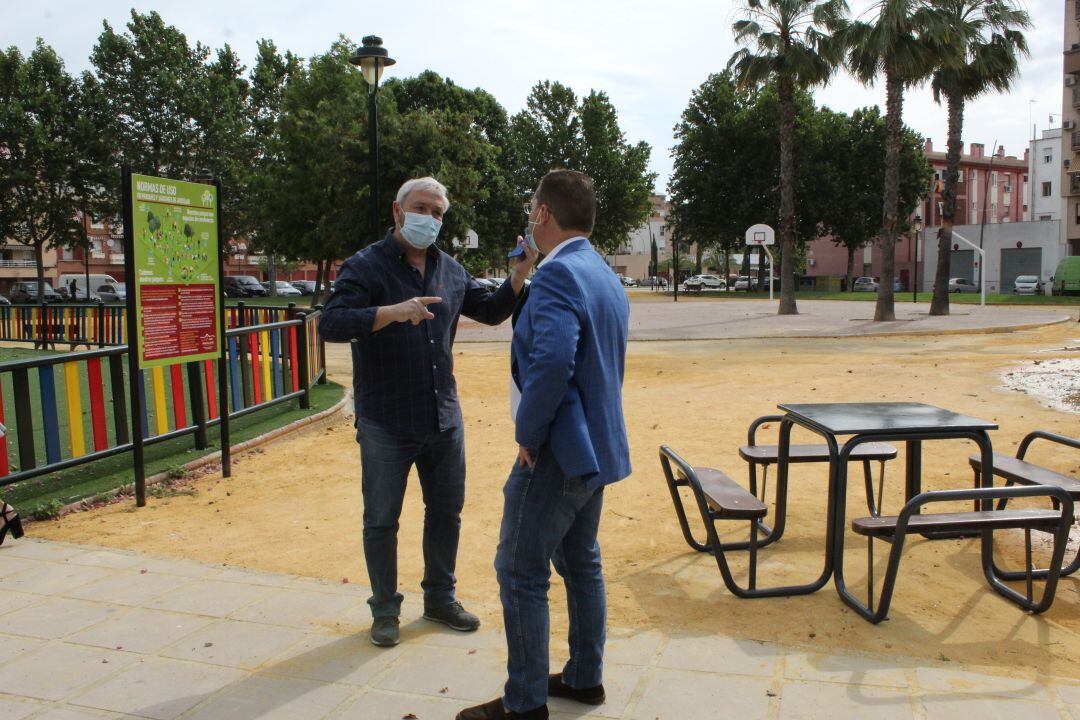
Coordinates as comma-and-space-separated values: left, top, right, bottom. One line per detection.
661, 402, 1074, 621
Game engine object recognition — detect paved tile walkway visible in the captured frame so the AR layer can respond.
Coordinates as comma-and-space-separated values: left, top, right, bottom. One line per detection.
0, 539, 1076, 719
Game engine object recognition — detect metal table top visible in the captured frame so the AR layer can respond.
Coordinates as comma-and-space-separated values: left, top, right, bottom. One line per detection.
776, 402, 998, 436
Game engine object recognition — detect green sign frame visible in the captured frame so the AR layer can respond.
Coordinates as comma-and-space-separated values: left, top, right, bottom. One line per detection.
129, 173, 222, 369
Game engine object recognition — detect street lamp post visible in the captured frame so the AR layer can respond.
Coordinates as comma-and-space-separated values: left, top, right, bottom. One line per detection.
349, 36, 396, 243
912, 213, 922, 304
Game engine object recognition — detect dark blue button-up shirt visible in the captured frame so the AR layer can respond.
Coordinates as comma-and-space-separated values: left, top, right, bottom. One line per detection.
319, 231, 519, 436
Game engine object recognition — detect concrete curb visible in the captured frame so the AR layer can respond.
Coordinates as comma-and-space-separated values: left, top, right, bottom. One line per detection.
51, 391, 353, 518
457, 314, 1075, 344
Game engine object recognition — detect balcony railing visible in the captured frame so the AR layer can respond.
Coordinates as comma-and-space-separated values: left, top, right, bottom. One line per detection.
0, 260, 35, 268
1070, 174, 1080, 195
1073, 86, 1080, 107
109, 255, 124, 265
1072, 130, 1080, 151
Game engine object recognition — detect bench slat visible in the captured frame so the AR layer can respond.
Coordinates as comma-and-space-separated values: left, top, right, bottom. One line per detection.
740, 442, 897, 464
694, 467, 768, 520
969, 453, 1079, 498
853, 509, 1063, 536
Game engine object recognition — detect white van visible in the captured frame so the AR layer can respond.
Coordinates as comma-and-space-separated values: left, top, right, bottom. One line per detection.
58, 273, 120, 302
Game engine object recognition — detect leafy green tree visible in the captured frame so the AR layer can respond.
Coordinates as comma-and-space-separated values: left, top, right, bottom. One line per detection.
842, 0, 937, 319
267, 40, 368, 305
668, 73, 820, 282
922, 0, 1030, 316
91, 11, 209, 178
505, 81, 655, 256
729, 0, 848, 314
382, 71, 517, 274
0, 41, 111, 304
812, 106, 931, 286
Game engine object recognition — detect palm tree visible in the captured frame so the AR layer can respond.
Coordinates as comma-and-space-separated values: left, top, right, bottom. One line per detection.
843, 0, 938, 321
923, 0, 1030, 316
729, 0, 849, 315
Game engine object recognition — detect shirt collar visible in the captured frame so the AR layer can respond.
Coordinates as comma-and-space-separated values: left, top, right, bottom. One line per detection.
537, 235, 586, 268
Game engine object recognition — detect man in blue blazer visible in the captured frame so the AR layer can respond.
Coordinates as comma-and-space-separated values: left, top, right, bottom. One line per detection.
458, 170, 631, 720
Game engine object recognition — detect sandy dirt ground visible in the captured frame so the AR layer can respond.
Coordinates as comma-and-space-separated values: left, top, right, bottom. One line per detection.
37, 319, 1080, 680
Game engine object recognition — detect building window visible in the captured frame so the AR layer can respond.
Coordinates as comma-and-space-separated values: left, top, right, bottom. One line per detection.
659, 225, 666, 237
1039, 214, 1052, 221
958, 171, 964, 183
992, 171, 998, 183
1044, 151, 1053, 164
1042, 181, 1053, 197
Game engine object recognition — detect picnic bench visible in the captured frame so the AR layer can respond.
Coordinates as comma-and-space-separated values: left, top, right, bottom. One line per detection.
968, 430, 1080, 580
740, 415, 897, 547
845, 485, 1075, 623
660, 444, 784, 598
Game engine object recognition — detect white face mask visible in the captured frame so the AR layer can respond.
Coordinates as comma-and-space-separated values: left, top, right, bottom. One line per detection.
401, 211, 442, 249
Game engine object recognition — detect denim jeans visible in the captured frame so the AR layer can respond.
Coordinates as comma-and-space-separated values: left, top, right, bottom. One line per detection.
495, 446, 606, 713
356, 416, 466, 618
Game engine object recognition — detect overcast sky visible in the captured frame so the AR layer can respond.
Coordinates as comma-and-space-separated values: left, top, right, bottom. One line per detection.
2, 0, 1064, 193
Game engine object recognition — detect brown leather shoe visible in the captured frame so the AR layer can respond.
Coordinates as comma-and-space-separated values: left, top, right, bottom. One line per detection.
548, 672, 606, 705
456, 698, 548, 719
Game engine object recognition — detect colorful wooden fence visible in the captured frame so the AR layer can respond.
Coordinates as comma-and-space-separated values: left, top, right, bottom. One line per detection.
0, 303, 127, 347
0, 311, 325, 488
0, 301, 321, 348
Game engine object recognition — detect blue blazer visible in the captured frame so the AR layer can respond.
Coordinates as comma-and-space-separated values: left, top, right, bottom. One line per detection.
512, 238, 631, 489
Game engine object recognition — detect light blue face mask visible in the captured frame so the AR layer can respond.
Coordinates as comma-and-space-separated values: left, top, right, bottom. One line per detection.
524, 208, 542, 251
401, 212, 442, 249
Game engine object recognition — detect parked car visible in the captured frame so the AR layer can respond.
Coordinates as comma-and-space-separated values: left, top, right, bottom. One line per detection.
683, 274, 726, 291
0, 294, 10, 306
290, 280, 315, 295
1050, 257, 1080, 296
261, 280, 302, 297
948, 277, 979, 294
58, 273, 116, 302
733, 276, 754, 291
641, 276, 668, 289
616, 275, 638, 287
95, 282, 126, 303
852, 276, 879, 292
1012, 275, 1041, 295
224, 275, 269, 298
9, 281, 62, 303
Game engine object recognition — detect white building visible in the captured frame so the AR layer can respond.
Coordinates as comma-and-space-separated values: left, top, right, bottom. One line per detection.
1028, 127, 1063, 221
609, 194, 670, 280
921, 220, 1065, 294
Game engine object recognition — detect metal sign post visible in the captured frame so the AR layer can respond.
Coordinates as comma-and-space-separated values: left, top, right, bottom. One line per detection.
745, 224, 776, 302
950, 230, 987, 307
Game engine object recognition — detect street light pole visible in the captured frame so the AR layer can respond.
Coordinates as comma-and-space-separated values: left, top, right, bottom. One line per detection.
349, 36, 396, 244
912, 213, 921, 304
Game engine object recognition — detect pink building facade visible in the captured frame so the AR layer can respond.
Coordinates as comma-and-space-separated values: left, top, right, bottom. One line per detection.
804, 139, 1029, 290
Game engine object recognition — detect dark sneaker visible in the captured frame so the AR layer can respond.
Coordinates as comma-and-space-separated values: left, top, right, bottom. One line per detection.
423, 601, 480, 632
370, 616, 399, 647
456, 698, 548, 719
548, 673, 605, 706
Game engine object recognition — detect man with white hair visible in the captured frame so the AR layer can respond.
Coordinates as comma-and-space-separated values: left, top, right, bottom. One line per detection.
321, 177, 537, 648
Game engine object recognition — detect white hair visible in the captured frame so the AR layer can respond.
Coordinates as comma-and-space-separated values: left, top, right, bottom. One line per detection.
396, 177, 450, 210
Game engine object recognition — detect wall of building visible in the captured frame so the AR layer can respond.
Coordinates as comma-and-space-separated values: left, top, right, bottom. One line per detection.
920, 220, 1064, 293
1062, 0, 1080, 257
1029, 128, 1063, 221
921, 140, 1029, 228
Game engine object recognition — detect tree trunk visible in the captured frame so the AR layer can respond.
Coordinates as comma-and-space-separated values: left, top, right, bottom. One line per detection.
846, 243, 856, 291
875, 70, 902, 322
929, 91, 964, 316
777, 75, 798, 314
310, 257, 324, 308
694, 244, 703, 275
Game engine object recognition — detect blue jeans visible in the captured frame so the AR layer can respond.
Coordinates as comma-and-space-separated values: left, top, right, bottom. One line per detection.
356, 417, 466, 618
495, 446, 606, 713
